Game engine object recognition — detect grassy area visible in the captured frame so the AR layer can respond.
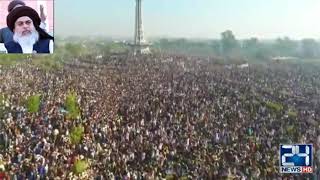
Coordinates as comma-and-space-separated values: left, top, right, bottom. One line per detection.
0, 41, 129, 69
274, 58, 320, 65
0, 54, 29, 66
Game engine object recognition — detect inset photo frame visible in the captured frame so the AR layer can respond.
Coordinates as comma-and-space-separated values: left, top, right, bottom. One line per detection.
0, 0, 54, 54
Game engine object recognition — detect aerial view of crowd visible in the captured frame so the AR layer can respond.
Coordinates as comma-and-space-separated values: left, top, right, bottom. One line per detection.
0, 54, 320, 179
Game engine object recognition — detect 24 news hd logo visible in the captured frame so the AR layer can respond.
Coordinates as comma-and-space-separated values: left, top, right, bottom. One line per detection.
280, 144, 313, 173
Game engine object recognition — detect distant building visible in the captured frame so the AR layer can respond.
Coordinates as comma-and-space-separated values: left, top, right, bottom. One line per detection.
238, 63, 249, 68
271, 56, 299, 61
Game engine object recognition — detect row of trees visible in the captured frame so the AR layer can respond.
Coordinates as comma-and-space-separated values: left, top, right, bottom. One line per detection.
0, 38, 129, 68
155, 30, 320, 61
1, 34, 318, 67
25, 92, 83, 144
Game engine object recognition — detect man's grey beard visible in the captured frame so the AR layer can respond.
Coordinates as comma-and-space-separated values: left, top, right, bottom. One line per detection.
13, 29, 39, 46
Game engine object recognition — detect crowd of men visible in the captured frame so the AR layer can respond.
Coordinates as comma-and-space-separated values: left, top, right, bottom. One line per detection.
0, 54, 320, 179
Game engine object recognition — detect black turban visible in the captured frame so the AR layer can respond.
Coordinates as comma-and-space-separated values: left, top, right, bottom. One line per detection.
7, 6, 53, 40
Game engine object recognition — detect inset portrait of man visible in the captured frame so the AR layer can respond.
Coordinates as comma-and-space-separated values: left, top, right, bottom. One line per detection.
5, 6, 53, 54
0, 0, 50, 44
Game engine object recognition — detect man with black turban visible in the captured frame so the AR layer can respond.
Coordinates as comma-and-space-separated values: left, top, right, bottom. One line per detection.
5, 6, 53, 54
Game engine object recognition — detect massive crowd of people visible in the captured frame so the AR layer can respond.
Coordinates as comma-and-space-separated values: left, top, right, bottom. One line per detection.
0, 54, 320, 179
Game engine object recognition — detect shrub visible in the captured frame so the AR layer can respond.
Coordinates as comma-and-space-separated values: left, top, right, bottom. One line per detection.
266, 101, 283, 113
70, 125, 84, 145
73, 159, 88, 174
65, 91, 80, 119
26, 94, 41, 113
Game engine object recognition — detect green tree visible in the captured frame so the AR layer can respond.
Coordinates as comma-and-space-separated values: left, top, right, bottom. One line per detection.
159, 38, 169, 45
109, 42, 128, 54
243, 38, 258, 49
96, 43, 111, 56
65, 43, 86, 57
287, 110, 298, 119
220, 30, 239, 55
242, 38, 259, 57
210, 40, 221, 55
65, 91, 80, 120
274, 37, 298, 57
300, 39, 319, 58
70, 125, 84, 145
73, 159, 89, 174
26, 94, 41, 113
266, 101, 283, 113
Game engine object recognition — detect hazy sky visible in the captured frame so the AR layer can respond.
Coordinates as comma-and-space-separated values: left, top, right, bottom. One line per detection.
55, 0, 320, 39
